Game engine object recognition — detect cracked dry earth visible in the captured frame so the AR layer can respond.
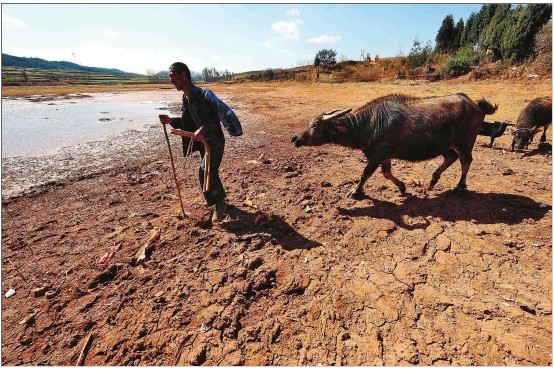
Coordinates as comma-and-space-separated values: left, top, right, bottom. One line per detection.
1, 79, 552, 365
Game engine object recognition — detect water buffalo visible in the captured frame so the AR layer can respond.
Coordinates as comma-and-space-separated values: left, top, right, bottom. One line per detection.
291, 93, 498, 197
511, 97, 552, 151
479, 120, 510, 148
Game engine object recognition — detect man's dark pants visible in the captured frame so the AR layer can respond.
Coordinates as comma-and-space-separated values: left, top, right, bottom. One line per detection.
199, 139, 225, 206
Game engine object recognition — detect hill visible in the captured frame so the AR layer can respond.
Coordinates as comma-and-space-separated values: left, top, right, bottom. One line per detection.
2, 53, 140, 76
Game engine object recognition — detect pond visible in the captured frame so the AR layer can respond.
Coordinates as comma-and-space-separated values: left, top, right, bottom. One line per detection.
1, 90, 185, 200
1, 91, 175, 158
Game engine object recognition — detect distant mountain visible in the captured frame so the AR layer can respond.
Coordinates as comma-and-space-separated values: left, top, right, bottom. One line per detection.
2, 53, 143, 76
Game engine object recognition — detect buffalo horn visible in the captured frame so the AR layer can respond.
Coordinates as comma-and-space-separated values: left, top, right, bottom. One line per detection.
322, 108, 352, 122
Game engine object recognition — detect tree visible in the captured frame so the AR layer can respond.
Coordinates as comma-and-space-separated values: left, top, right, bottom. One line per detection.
406, 38, 433, 69
314, 49, 337, 66
435, 15, 457, 52
454, 18, 465, 50
460, 11, 476, 46
479, 4, 512, 53
501, 3, 552, 62
467, 4, 498, 47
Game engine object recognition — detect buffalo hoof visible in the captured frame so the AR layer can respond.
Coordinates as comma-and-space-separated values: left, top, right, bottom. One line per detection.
453, 186, 466, 196
348, 189, 365, 200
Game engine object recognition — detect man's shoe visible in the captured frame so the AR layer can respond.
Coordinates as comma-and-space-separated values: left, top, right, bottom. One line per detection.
212, 201, 228, 222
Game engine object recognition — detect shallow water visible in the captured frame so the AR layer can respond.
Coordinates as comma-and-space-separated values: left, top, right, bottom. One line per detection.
2, 91, 173, 158
1, 90, 185, 201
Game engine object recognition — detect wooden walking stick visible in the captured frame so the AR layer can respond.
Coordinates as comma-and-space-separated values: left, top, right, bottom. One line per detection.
170, 129, 211, 193
162, 123, 187, 219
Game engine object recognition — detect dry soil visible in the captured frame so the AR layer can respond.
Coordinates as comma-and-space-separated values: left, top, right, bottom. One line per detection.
1, 79, 552, 365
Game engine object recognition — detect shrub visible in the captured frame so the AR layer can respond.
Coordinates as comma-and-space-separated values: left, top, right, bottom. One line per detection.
533, 21, 552, 74
437, 46, 475, 78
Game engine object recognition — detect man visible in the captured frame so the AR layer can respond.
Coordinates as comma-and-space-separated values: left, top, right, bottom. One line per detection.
159, 62, 243, 222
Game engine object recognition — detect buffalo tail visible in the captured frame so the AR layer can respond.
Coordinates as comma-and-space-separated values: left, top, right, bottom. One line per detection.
476, 98, 498, 115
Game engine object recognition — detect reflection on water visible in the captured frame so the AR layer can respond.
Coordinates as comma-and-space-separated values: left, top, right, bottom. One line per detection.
1, 91, 172, 158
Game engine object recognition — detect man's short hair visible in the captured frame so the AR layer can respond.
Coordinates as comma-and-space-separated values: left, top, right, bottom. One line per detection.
169, 62, 191, 80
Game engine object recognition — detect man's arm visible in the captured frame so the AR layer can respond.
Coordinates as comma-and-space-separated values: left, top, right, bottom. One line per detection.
204, 90, 243, 136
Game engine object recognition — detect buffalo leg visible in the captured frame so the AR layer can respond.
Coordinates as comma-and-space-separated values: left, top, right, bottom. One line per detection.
429, 150, 458, 190
381, 159, 406, 194
540, 125, 548, 143
349, 160, 381, 199
454, 149, 473, 195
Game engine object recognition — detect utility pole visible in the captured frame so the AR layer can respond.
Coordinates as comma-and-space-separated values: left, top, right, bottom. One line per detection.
360, 49, 365, 61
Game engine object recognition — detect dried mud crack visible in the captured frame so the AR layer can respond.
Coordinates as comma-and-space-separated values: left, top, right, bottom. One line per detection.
2, 80, 552, 365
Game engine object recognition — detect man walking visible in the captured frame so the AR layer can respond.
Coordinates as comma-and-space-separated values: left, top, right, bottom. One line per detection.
159, 62, 243, 222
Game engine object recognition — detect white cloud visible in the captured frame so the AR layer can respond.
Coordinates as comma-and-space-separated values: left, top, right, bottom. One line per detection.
307, 35, 342, 44
279, 49, 295, 56
287, 9, 300, 17
271, 19, 302, 40
86, 28, 119, 38
99, 28, 118, 37
264, 41, 273, 49
2, 14, 28, 29
211, 55, 223, 62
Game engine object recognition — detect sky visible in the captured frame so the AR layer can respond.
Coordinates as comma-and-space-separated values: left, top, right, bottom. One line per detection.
1, 3, 484, 75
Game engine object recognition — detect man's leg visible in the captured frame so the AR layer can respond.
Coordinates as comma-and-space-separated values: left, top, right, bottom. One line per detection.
199, 143, 227, 221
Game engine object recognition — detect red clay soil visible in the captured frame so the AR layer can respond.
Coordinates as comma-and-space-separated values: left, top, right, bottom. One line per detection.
1, 79, 552, 365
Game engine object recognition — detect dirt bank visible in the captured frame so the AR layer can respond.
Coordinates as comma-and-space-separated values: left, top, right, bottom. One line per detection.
1, 79, 552, 365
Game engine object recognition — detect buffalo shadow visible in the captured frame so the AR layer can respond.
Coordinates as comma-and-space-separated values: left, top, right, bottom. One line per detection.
219, 204, 321, 251
521, 142, 552, 157
338, 190, 551, 229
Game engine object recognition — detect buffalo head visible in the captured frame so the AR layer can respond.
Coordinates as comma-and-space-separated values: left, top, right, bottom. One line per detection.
291, 108, 352, 147
511, 127, 537, 151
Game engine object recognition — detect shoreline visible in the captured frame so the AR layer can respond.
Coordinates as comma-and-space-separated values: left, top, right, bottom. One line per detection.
1, 123, 168, 202
1, 88, 183, 203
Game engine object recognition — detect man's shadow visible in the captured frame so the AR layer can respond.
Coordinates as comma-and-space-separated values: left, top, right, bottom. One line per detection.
220, 204, 321, 251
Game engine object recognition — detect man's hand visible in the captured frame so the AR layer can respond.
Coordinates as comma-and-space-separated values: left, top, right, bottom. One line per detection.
193, 126, 206, 142
158, 114, 172, 125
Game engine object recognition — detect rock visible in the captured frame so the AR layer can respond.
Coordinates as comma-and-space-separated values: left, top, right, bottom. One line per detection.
32, 286, 49, 297
435, 234, 451, 251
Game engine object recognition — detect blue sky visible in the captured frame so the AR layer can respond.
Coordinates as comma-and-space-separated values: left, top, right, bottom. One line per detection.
2, 3, 483, 75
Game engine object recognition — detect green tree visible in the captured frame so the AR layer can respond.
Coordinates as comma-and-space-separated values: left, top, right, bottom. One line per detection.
435, 14, 457, 52
406, 38, 433, 69
314, 49, 337, 66
467, 4, 498, 47
479, 4, 512, 53
460, 11, 477, 46
501, 3, 552, 62
454, 18, 465, 50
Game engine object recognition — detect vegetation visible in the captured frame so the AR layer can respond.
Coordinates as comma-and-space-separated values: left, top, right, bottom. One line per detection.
314, 49, 337, 67
436, 3, 552, 63
201, 67, 234, 82
2, 53, 138, 76
1, 4, 551, 88
1, 66, 152, 86
406, 38, 433, 69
